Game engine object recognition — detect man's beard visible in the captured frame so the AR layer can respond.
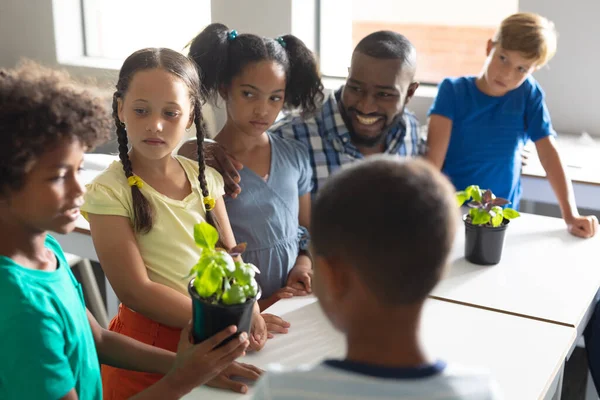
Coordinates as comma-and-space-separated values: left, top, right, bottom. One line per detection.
341, 103, 406, 149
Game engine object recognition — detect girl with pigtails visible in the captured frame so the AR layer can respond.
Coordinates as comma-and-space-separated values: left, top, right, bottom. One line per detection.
187, 24, 323, 310
81, 48, 265, 399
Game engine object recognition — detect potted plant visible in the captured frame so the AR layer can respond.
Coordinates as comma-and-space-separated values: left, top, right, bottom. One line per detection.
187, 222, 260, 344
456, 185, 520, 265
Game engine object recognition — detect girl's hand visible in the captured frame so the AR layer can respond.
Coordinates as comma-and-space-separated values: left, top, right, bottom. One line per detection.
249, 304, 268, 351
258, 286, 308, 311
262, 313, 291, 338
206, 361, 263, 394
286, 257, 313, 293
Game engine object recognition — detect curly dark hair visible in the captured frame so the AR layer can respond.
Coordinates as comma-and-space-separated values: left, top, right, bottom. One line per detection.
187, 23, 324, 115
0, 62, 112, 194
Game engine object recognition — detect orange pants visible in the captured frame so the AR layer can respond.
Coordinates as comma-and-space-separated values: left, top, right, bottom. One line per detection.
101, 304, 181, 400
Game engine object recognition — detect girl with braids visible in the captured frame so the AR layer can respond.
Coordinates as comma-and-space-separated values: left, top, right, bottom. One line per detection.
187, 24, 324, 310
0, 62, 250, 400
81, 48, 265, 399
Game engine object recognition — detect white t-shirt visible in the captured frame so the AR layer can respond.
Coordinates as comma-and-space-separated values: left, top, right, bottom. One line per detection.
251, 360, 502, 400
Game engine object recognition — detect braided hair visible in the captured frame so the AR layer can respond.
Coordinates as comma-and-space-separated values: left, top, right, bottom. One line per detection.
113, 48, 220, 235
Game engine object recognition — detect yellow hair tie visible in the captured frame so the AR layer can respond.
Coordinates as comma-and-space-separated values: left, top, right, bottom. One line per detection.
127, 175, 144, 189
203, 196, 216, 211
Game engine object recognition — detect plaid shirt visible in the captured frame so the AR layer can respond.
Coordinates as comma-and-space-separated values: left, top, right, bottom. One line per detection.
270, 87, 424, 195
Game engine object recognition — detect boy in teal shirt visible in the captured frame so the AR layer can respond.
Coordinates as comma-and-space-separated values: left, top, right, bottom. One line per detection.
0, 64, 256, 399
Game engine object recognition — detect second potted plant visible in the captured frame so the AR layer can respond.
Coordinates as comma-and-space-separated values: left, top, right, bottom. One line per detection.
456, 185, 520, 265
187, 222, 261, 345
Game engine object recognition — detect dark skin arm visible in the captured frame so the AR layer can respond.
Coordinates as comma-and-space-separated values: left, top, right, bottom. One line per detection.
179, 140, 243, 198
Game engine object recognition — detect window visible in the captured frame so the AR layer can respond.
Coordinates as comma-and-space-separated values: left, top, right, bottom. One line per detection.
319, 0, 519, 84
81, 0, 211, 61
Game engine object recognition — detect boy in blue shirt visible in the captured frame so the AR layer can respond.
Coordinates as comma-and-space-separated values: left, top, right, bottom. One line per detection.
0, 63, 257, 399
251, 156, 501, 399
426, 12, 597, 238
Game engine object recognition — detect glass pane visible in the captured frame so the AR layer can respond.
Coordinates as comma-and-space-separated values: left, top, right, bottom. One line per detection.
82, 0, 211, 61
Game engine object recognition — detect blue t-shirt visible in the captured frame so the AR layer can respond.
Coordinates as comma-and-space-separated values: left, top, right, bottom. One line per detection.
225, 133, 312, 298
0, 235, 101, 399
429, 76, 555, 209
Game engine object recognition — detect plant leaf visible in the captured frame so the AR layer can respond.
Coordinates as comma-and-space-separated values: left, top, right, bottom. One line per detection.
491, 207, 503, 227
195, 264, 225, 298
465, 185, 482, 202
482, 189, 493, 205
233, 263, 255, 286
456, 191, 470, 207
467, 201, 482, 208
194, 222, 219, 251
503, 208, 521, 220
222, 285, 247, 305
229, 242, 247, 257
214, 250, 236, 276
491, 198, 510, 207
244, 280, 258, 298
471, 209, 491, 225
469, 207, 478, 218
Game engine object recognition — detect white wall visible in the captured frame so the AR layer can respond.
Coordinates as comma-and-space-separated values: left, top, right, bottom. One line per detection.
0, 0, 598, 136
519, 0, 600, 136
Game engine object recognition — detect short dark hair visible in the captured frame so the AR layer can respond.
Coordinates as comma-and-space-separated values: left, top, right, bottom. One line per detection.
187, 23, 324, 115
354, 30, 416, 67
311, 156, 457, 305
0, 62, 111, 194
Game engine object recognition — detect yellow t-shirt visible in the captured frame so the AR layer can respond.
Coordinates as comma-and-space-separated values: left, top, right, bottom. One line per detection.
81, 156, 225, 296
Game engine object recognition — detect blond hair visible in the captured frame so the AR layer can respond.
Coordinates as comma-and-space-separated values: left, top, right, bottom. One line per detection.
493, 12, 557, 68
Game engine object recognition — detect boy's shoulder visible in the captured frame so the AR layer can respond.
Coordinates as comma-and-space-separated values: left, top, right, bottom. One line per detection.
253, 361, 501, 399
440, 76, 476, 90
0, 235, 71, 323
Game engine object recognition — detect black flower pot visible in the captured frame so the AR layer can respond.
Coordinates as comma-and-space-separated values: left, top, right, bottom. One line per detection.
464, 215, 510, 266
188, 279, 259, 346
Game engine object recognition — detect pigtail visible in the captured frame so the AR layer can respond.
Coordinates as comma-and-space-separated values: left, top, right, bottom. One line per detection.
187, 23, 232, 103
280, 35, 324, 115
193, 103, 225, 247
112, 92, 155, 234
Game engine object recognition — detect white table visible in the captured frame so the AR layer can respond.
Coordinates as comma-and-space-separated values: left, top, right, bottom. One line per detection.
522, 133, 600, 211
183, 296, 576, 400
432, 213, 600, 340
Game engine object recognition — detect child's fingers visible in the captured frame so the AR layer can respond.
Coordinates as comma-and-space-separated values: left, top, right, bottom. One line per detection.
211, 332, 249, 362
197, 325, 238, 351
208, 375, 249, 394
262, 313, 291, 328
226, 362, 263, 380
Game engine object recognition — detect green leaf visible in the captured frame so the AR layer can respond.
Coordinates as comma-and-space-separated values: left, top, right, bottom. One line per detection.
471, 209, 491, 225
233, 263, 255, 286
465, 185, 482, 202
214, 250, 236, 277
244, 280, 258, 298
193, 222, 219, 251
222, 285, 247, 305
195, 264, 225, 298
469, 207, 478, 218
456, 191, 470, 207
503, 208, 521, 220
491, 206, 503, 227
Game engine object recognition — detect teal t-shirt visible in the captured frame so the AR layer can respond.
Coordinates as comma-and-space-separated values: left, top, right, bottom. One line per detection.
0, 235, 101, 399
